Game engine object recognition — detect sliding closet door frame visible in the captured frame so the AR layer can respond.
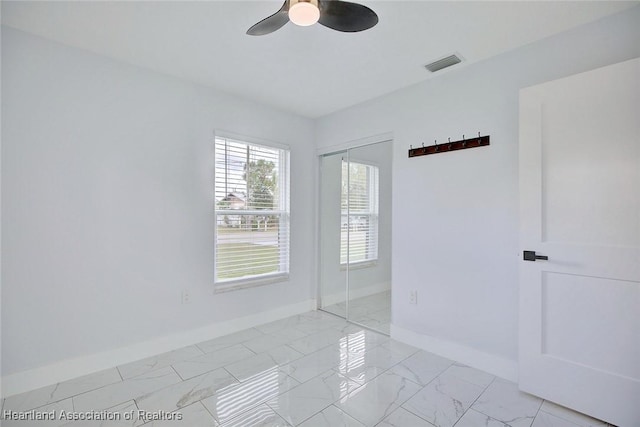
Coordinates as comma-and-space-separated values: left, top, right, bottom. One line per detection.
315, 133, 393, 326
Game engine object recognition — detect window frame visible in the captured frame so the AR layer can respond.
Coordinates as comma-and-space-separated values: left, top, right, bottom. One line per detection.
213, 131, 291, 292
340, 158, 379, 267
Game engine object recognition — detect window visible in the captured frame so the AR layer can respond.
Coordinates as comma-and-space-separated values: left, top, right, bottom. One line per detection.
214, 135, 290, 291
341, 160, 379, 265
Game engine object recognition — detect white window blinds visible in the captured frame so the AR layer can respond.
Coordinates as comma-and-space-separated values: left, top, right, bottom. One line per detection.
214, 136, 290, 291
341, 161, 379, 265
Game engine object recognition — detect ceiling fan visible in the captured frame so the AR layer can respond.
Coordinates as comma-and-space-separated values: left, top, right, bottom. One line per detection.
247, 0, 378, 36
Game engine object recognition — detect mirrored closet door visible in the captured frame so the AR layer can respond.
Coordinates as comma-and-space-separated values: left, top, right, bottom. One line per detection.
318, 150, 347, 319
318, 140, 392, 335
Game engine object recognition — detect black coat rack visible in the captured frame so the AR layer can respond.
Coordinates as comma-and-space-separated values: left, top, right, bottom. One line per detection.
409, 133, 490, 158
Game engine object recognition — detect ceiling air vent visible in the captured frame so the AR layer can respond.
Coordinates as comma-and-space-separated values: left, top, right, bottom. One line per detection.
425, 54, 462, 73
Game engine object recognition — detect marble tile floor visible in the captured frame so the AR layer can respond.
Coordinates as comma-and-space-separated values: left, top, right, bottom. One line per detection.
322, 291, 391, 335
1, 310, 613, 427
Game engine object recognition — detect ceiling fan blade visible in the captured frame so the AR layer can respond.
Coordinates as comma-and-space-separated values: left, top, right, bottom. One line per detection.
247, 1, 289, 36
318, 0, 378, 32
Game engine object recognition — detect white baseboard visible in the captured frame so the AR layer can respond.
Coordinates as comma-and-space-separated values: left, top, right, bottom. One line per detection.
321, 281, 390, 307
2, 299, 317, 398
390, 324, 518, 382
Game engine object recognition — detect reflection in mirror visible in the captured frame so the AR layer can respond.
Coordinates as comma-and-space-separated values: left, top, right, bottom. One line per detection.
319, 151, 347, 319
318, 140, 392, 335
345, 141, 392, 334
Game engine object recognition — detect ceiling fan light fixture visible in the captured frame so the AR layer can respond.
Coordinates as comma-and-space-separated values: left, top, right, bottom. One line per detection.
247, 0, 378, 36
289, 0, 320, 27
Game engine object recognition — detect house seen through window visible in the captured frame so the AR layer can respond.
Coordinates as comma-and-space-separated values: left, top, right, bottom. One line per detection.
341, 160, 379, 265
214, 136, 290, 290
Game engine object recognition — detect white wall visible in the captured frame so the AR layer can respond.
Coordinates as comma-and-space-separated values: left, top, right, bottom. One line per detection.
315, 7, 640, 376
319, 141, 392, 306
1, 28, 316, 379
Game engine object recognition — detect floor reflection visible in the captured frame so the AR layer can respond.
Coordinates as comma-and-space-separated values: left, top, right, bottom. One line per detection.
205, 367, 290, 424
323, 290, 391, 334
338, 330, 378, 388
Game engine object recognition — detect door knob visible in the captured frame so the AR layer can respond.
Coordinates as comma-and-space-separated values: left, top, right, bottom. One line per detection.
523, 250, 548, 261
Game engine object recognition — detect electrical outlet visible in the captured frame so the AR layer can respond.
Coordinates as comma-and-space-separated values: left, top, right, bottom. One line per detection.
181, 290, 191, 304
409, 290, 418, 304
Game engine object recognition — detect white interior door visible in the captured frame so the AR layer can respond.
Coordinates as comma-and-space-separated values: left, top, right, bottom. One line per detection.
519, 58, 640, 427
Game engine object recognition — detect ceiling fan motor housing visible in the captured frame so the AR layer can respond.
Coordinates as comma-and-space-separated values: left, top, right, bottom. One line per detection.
289, 0, 320, 27
290, 0, 319, 7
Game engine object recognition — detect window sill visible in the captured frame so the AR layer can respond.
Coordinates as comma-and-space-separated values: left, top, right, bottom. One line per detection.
340, 260, 378, 271
214, 272, 289, 293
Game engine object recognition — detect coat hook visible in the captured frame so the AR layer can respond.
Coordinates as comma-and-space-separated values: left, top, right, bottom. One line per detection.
408, 132, 489, 158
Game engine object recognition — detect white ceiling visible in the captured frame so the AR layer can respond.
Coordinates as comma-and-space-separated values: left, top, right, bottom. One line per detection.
2, 1, 637, 118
